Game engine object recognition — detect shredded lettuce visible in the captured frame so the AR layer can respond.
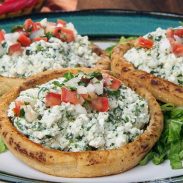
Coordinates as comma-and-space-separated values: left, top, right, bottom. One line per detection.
140, 104, 183, 169
0, 138, 7, 153
105, 36, 137, 56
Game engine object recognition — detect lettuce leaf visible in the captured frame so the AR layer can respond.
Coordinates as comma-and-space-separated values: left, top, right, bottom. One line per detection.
140, 103, 183, 169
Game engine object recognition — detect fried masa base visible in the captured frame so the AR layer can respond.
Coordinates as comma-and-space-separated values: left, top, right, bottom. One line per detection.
0, 68, 163, 177
111, 43, 183, 106
0, 44, 110, 97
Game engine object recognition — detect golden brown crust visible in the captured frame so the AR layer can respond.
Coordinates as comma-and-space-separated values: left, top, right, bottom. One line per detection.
0, 45, 110, 97
111, 43, 183, 106
0, 68, 163, 177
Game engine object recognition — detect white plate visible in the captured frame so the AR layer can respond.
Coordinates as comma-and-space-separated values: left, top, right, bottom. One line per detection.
0, 41, 183, 183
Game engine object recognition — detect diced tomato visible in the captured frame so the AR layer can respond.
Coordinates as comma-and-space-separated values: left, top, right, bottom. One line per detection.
61, 87, 79, 105
53, 27, 62, 39
0, 30, 5, 43
166, 29, 174, 38
24, 19, 34, 31
57, 19, 66, 26
18, 34, 31, 47
136, 37, 154, 49
8, 43, 22, 55
171, 41, 183, 57
33, 37, 48, 42
53, 27, 75, 42
166, 29, 183, 57
45, 92, 62, 107
60, 27, 75, 42
103, 75, 121, 90
13, 101, 23, 116
174, 29, 183, 37
110, 78, 121, 90
91, 97, 109, 112
24, 19, 41, 32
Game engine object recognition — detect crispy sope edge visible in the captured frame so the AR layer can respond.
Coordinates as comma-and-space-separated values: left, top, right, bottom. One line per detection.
0, 68, 163, 178
111, 42, 183, 106
0, 44, 110, 97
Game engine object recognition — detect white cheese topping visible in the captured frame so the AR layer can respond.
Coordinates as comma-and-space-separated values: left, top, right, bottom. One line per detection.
8, 73, 149, 152
124, 27, 183, 85
0, 23, 99, 78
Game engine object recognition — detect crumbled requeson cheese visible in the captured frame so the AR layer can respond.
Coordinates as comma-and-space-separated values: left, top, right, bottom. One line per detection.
8, 72, 149, 152
0, 20, 99, 78
124, 27, 183, 85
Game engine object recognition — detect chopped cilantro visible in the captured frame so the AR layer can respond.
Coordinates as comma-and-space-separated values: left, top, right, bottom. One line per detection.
19, 108, 25, 118
63, 72, 74, 81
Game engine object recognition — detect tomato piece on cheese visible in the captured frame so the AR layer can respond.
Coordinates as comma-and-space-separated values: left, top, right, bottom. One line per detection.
91, 97, 109, 112
33, 37, 48, 42
110, 78, 121, 90
8, 43, 22, 55
18, 34, 31, 47
45, 92, 62, 107
13, 101, 23, 116
24, 19, 34, 31
0, 30, 5, 43
61, 87, 79, 105
60, 27, 75, 42
174, 28, 183, 37
54, 27, 75, 42
136, 37, 154, 49
171, 41, 183, 57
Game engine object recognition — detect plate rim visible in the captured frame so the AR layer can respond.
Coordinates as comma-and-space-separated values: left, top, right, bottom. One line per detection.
0, 9, 183, 23
0, 9, 183, 183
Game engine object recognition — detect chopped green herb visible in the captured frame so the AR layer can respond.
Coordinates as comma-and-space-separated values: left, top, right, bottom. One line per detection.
11, 25, 23, 32
19, 108, 25, 118
89, 72, 103, 80
63, 72, 74, 81
36, 45, 45, 52
52, 81, 63, 87
45, 32, 54, 39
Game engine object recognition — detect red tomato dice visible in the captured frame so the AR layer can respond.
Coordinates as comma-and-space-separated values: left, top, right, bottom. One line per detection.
91, 97, 109, 112
61, 87, 79, 105
0, 30, 5, 43
110, 78, 121, 90
18, 34, 31, 47
171, 42, 183, 57
53, 27, 62, 39
103, 75, 121, 90
24, 19, 34, 31
60, 27, 75, 42
57, 19, 66, 26
45, 92, 62, 107
13, 101, 23, 116
136, 37, 154, 49
54, 27, 75, 42
24, 19, 41, 32
33, 37, 48, 42
8, 43, 22, 55
174, 29, 183, 37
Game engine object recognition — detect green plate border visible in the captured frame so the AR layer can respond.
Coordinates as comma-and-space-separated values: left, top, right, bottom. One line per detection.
0, 9, 182, 38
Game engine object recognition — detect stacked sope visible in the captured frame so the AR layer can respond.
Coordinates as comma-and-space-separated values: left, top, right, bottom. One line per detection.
111, 27, 183, 106
0, 18, 110, 96
0, 68, 163, 177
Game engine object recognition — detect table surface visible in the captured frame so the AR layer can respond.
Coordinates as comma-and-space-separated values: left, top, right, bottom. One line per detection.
41, 0, 183, 14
